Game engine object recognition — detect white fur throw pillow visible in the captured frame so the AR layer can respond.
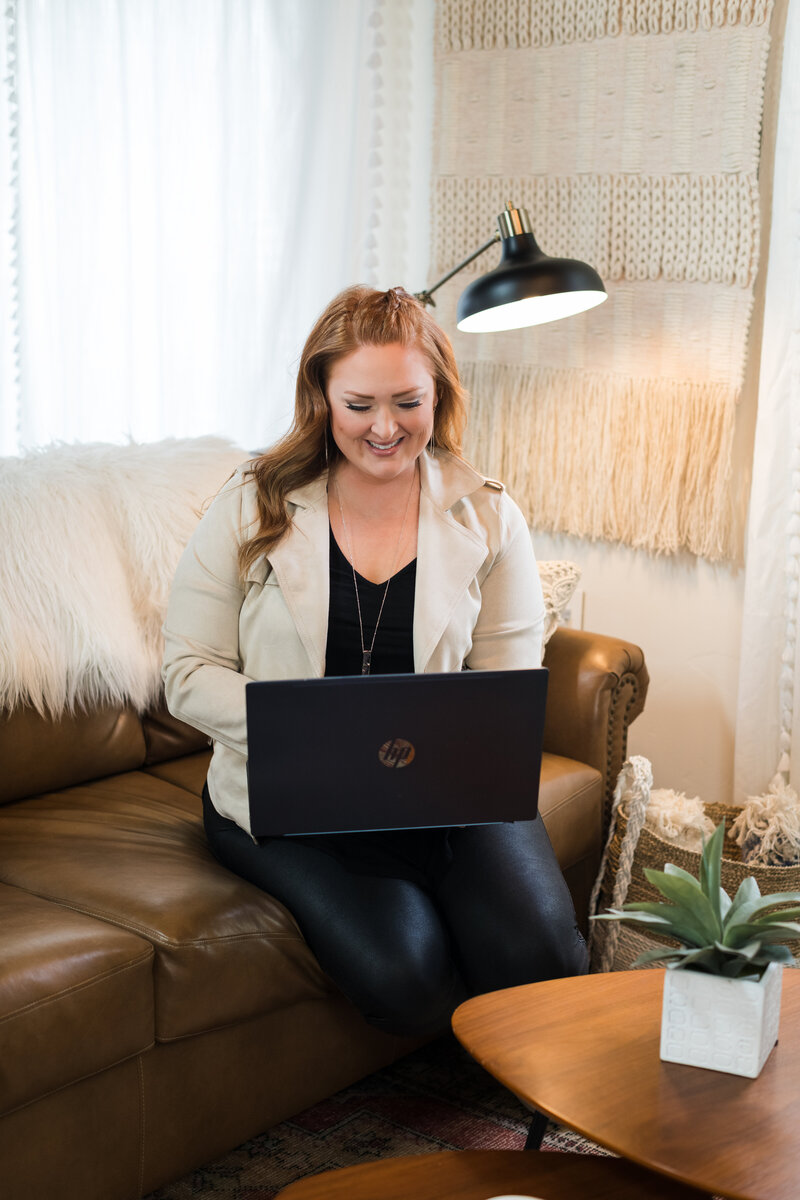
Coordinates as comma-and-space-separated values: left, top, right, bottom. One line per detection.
538, 559, 582, 644
0, 437, 249, 717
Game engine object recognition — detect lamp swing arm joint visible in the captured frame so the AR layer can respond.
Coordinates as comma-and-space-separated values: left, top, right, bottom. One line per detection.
414, 232, 501, 308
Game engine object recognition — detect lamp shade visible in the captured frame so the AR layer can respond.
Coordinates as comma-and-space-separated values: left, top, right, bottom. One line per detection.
456, 205, 607, 333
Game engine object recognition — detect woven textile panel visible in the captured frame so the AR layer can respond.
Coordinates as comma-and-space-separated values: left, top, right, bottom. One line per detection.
431, 0, 776, 560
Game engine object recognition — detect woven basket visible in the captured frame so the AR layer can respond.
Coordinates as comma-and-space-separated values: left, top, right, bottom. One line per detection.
590, 780, 800, 972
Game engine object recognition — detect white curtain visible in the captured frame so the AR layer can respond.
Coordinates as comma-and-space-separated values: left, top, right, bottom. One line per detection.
0, 0, 434, 456
734, 0, 800, 801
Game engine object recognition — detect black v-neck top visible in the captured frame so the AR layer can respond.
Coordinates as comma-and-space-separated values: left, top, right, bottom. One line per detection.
325, 525, 416, 676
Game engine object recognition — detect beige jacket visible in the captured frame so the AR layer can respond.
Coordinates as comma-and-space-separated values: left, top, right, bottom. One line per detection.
162, 450, 545, 833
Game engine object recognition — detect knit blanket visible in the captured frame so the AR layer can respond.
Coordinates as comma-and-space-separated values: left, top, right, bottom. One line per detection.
430, 0, 777, 560
0, 437, 249, 717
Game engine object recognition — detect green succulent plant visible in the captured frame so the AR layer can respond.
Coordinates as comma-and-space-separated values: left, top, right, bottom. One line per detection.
593, 821, 800, 978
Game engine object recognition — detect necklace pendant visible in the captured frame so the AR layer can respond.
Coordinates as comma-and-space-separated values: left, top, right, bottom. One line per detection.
361, 651, 372, 675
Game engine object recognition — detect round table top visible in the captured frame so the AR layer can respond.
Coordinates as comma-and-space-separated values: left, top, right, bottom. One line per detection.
452, 969, 800, 1200
273, 1148, 710, 1199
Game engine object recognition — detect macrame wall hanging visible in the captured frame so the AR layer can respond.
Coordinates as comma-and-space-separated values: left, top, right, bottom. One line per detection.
430, 0, 776, 561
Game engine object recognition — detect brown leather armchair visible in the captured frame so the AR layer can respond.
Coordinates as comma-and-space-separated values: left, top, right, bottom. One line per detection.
0, 629, 647, 1200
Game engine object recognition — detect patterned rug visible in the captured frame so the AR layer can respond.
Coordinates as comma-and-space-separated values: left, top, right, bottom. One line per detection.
144, 1035, 610, 1198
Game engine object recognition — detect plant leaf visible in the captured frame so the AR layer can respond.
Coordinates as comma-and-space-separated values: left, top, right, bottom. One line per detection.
719, 922, 769, 949
619, 899, 720, 943
759, 945, 795, 964
720, 958, 762, 979
727, 893, 800, 930
719, 887, 732, 921
642, 870, 722, 942
749, 921, 800, 942
591, 909, 672, 925
752, 908, 800, 924
672, 946, 726, 974
747, 892, 800, 915
663, 863, 704, 888
726, 876, 761, 925
699, 821, 725, 921
717, 938, 760, 959
633, 945, 690, 964
721, 919, 800, 949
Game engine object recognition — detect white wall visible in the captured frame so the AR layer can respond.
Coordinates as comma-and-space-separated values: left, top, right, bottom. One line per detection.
533, 530, 744, 805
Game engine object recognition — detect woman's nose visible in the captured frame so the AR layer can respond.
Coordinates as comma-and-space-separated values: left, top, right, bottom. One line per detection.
370, 408, 397, 440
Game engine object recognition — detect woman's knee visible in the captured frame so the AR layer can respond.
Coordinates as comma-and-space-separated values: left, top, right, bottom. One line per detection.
342, 943, 465, 1037
529, 917, 588, 981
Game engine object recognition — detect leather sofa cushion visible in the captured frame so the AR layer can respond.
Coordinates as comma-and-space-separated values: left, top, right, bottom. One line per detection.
0, 773, 332, 1042
141, 704, 210, 766
0, 705, 145, 806
143, 749, 210, 795
0, 696, 211, 808
538, 752, 603, 871
0, 883, 154, 1115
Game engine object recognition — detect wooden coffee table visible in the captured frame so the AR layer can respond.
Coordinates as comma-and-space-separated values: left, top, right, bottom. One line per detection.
274, 1148, 710, 1198
453, 969, 800, 1200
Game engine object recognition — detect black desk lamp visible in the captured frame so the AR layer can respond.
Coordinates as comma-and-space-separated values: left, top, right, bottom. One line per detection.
415, 201, 607, 332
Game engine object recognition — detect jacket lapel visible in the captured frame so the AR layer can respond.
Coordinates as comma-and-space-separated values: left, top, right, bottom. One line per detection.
414, 453, 489, 671
266, 475, 330, 678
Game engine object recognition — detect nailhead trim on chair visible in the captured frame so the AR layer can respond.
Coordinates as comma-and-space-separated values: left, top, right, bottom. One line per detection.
604, 673, 643, 833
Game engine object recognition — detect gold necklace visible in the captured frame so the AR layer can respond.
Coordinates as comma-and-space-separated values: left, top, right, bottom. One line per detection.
333, 468, 418, 675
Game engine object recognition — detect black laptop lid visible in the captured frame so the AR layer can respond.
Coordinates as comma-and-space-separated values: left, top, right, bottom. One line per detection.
245, 668, 547, 837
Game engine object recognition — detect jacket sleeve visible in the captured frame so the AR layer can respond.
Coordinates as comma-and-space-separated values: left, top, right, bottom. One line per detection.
465, 494, 545, 671
161, 475, 254, 756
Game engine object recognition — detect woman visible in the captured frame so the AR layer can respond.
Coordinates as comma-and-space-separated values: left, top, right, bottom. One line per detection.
162, 285, 587, 1037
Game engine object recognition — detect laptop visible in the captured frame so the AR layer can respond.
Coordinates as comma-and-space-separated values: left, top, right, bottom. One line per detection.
245, 668, 548, 837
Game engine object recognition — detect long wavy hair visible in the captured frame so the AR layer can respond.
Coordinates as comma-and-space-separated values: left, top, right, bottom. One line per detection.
238, 285, 468, 579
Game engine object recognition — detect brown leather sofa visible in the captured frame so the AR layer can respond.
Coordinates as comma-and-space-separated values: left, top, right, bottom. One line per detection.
0, 628, 647, 1200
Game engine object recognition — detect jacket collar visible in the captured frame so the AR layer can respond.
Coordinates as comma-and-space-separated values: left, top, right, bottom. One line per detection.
418, 449, 490, 512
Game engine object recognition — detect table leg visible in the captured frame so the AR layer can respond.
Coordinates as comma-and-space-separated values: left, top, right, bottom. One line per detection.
524, 1109, 549, 1150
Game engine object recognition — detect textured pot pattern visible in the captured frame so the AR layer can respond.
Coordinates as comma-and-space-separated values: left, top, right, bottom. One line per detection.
660, 963, 783, 1079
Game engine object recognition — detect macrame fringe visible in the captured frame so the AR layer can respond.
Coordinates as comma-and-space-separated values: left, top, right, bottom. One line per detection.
462, 362, 739, 561
646, 788, 716, 851
731, 774, 800, 866
438, 0, 774, 52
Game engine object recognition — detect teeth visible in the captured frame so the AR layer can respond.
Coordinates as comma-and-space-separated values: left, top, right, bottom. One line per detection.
367, 438, 401, 449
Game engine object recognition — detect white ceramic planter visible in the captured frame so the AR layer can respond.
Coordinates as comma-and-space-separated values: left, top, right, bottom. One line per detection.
660, 962, 783, 1078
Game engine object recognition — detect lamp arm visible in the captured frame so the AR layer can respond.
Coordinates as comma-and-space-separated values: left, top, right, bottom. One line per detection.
414, 232, 501, 308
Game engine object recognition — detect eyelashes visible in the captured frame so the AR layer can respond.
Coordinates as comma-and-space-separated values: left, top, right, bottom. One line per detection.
344, 400, 423, 412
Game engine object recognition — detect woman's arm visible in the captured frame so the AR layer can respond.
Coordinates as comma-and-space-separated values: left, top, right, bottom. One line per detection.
465, 495, 545, 671
162, 476, 254, 755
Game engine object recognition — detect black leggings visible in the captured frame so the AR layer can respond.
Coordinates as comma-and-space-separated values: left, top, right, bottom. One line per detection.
203, 790, 587, 1037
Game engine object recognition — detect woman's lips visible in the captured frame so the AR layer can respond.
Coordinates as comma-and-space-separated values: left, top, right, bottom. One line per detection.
365, 437, 403, 453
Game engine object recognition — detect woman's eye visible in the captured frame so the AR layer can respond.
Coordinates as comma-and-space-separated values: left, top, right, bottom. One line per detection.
398, 400, 422, 410
346, 403, 370, 412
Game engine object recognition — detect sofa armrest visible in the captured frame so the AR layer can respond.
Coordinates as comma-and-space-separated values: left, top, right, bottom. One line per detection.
542, 627, 649, 830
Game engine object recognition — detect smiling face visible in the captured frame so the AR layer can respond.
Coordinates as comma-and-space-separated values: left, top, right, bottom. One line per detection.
326, 342, 437, 485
